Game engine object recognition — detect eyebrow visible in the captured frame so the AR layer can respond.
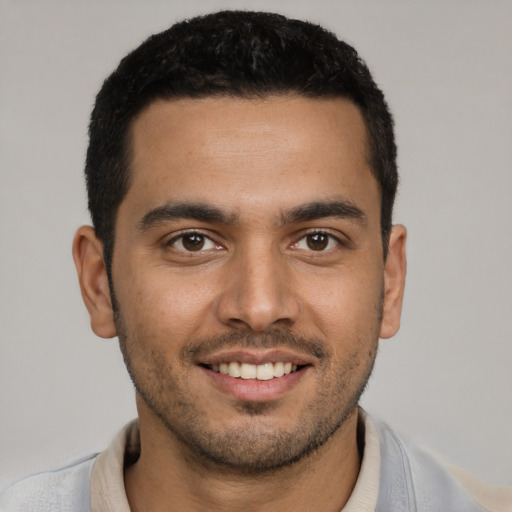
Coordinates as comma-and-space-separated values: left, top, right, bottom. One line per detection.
138, 202, 238, 231
137, 198, 367, 231
281, 199, 367, 226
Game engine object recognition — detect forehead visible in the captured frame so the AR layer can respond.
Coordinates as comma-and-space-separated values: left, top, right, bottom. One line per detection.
129, 95, 369, 164
123, 95, 378, 223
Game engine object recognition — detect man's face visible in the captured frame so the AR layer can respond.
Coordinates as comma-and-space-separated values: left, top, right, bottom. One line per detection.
109, 96, 403, 471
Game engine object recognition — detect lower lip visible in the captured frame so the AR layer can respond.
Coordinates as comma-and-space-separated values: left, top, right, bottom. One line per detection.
201, 366, 310, 402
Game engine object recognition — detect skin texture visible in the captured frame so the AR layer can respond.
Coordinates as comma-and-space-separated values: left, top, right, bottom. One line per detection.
73, 95, 407, 511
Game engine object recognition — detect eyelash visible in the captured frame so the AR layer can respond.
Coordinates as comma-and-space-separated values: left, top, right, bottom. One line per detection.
292, 231, 342, 252
165, 230, 343, 254
165, 231, 222, 253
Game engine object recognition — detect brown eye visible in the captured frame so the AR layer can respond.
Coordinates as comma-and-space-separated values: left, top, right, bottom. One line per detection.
168, 232, 219, 253
181, 234, 206, 251
306, 232, 329, 251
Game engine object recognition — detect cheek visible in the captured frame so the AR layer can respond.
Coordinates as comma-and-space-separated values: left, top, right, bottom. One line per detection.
302, 265, 383, 338
118, 266, 219, 345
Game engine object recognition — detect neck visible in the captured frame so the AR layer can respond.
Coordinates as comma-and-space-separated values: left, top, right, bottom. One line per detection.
125, 401, 362, 512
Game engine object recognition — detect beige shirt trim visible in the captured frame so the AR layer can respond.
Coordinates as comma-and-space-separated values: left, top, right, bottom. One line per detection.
90, 421, 137, 512
341, 409, 380, 511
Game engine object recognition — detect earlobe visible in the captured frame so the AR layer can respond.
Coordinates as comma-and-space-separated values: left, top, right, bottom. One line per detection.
379, 224, 407, 339
72, 226, 117, 339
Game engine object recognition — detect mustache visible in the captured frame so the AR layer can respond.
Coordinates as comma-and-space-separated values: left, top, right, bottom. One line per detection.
180, 328, 329, 362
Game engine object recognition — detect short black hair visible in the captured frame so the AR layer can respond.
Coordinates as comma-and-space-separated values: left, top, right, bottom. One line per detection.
86, 10, 398, 280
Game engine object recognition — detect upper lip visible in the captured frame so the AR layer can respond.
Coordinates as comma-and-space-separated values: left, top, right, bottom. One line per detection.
197, 349, 315, 367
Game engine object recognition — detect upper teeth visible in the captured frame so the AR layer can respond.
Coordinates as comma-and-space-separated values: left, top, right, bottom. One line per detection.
211, 362, 298, 380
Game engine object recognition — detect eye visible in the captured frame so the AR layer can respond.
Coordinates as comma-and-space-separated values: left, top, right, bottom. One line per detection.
294, 232, 340, 252
168, 232, 220, 252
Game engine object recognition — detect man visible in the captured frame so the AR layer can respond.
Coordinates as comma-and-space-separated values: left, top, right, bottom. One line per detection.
1, 10, 509, 512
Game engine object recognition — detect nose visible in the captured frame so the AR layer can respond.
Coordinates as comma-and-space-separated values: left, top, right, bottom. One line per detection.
215, 244, 301, 332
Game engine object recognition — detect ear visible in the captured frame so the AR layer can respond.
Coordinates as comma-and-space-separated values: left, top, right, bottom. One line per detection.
379, 224, 407, 339
72, 226, 117, 339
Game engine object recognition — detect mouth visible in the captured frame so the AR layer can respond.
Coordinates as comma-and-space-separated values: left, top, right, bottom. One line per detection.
196, 347, 316, 401
201, 361, 306, 381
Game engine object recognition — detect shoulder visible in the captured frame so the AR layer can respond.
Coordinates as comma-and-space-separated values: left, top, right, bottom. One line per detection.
445, 463, 512, 512
0, 454, 97, 512
373, 418, 512, 512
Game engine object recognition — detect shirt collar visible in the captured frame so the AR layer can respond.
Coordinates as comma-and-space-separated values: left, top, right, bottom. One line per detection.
90, 409, 381, 512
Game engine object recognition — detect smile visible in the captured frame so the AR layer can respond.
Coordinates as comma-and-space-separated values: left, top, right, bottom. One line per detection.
206, 362, 302, 380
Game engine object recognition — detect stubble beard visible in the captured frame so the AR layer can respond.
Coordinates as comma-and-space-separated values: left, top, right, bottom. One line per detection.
115, 308, 380, 475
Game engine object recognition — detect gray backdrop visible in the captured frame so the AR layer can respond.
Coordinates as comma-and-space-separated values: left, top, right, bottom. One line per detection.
1, 0, 511, 490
